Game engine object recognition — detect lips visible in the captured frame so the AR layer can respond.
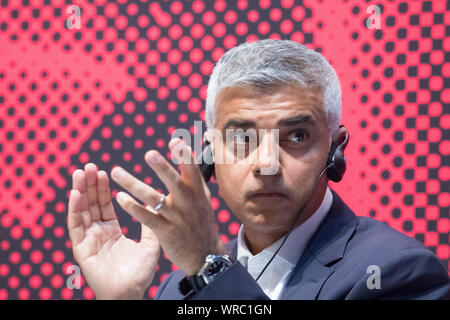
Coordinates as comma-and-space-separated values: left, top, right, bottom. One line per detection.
247, 190, 288, 199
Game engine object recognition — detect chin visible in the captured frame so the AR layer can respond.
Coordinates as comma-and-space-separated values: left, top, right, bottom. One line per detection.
241, 210, 292, 232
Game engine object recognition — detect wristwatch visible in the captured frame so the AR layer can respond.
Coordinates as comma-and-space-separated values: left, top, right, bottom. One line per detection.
178, 254, 233, 295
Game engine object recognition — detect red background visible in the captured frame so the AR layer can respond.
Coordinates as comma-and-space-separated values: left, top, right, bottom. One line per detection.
0, 0, 448, 299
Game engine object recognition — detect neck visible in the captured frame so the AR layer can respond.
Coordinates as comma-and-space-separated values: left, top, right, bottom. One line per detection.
243, 180, 328, 255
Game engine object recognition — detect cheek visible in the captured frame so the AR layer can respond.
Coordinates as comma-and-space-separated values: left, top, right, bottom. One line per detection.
215, 164, 248, 200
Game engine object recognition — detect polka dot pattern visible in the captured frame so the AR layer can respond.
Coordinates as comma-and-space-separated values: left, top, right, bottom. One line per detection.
0, 0, 448, 299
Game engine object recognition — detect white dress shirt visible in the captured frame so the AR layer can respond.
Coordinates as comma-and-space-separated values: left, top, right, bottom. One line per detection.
236, 186, 333, 299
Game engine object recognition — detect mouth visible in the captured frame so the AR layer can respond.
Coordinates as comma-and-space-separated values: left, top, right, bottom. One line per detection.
247, 191, 288, 200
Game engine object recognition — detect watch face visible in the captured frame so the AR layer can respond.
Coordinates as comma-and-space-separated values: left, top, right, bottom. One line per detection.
205, 257, 230, 278
206, 260, 226, 276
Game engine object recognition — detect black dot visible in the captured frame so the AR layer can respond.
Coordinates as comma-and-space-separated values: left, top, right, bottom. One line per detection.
385, 41, 395, 52
49, 130, 57, 139
394, 105, 404, 115
37, 167, 44, 175
352, 5, 360, 15
382, 118, 392, 128
362, 43, 371, 53
15, 167, 23, 176
372, 81, 381, 91
392, 182, 402, 193
16, 143, 24, 152
373, 55, 382, 65
403, 220, 413, 231
360, 120, 367, 128
371, 132, 379, 141
370, 184, 377, 192
383, 93, 393, 103
26, 155, 34, 164
380, 196, 389, 205
386, 16, 396, 26
373, 30, 383, 40
4, 180, 11, 189
381, 169, 391, 179
398, 2, 408, 13
372, 106, 380, 116
382, 144, 391, 154
393, 156, 403, 167
361, 69, 370, 78
403, 195, 413, 206
384, 67, 394, 78
370, 157, 378, 166
391, 208, 401, 219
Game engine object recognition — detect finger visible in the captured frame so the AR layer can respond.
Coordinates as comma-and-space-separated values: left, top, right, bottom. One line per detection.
72, 169, 92, 228
67, 189, 86, 247
97, 170, 117, 221
115, 191, 167, 230
84, 163, 101, 222
144, 149, 185, 198
169, 138, 206, 195
110, 166, 170, 216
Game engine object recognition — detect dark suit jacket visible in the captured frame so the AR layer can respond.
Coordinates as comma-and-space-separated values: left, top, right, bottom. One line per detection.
155, 189, 450, 300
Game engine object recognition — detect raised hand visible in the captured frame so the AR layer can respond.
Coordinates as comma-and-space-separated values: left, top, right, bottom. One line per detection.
67, 163, 160, 299
111, 138, 228, 276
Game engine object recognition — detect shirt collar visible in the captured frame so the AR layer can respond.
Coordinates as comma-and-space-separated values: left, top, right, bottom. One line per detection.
237, 185, 334, 267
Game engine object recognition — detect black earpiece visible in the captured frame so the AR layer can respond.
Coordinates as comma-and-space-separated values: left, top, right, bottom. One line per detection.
198, 125, 349, 183
326, 125, 349, 182
197, 141, 215, 183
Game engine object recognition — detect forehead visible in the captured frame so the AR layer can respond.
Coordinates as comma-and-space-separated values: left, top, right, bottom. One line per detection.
215, 85, 326, 128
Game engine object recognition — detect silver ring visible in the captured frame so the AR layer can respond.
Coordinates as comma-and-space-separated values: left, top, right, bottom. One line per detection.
153, 194, 166, 211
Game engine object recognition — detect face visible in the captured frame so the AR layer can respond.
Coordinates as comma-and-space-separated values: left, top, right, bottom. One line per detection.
211, 84, 332, 237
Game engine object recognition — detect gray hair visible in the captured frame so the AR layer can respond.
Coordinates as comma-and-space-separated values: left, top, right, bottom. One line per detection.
205, 39, 341, 136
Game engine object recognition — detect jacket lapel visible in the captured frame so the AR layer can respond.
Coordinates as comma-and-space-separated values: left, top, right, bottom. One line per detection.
281, 189, 358, 299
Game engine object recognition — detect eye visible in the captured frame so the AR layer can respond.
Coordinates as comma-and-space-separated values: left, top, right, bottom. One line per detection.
287, 130, 308, 143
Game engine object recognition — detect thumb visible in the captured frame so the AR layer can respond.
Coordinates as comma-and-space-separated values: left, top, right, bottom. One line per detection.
140, 223, 160, 248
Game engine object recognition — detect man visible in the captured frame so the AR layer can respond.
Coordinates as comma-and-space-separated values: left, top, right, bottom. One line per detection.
67, 39, 449, 300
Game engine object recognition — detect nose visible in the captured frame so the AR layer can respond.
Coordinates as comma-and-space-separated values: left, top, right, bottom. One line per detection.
252, 129, 281, 177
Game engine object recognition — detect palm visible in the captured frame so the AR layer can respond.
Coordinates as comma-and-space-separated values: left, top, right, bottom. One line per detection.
68, 164, 160, 299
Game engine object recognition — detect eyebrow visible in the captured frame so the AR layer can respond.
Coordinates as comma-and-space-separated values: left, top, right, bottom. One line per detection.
222, 114, 316, 132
